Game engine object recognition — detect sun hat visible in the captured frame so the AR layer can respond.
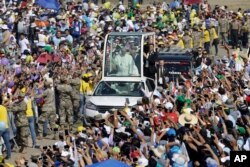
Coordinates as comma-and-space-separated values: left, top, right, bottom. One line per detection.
152, 145, 166, 158
172, 153, 188, 167
178, 113, 198, 126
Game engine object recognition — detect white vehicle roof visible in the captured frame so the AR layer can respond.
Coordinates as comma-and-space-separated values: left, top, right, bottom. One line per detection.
101, 77, 149, 82
109, 32, 155, 36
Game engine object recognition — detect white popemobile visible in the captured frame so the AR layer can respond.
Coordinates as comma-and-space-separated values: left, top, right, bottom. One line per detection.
85, 32, 157, 119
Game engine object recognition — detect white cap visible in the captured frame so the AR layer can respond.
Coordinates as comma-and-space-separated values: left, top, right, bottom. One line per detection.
165, 102, 173, 110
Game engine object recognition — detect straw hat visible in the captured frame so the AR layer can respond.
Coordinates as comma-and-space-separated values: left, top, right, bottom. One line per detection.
152, 145, 166, 158
178, 113, 198, 126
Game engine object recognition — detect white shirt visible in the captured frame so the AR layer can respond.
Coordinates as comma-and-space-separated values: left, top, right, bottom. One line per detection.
38, 33, 46, 44
19, 38, 30, 53
66, 34, 73, 43
114, 53, 138, 76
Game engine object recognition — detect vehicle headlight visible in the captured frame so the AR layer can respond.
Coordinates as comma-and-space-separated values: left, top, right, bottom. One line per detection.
86, 101, 97, 110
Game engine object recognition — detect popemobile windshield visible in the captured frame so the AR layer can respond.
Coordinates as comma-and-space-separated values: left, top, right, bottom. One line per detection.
103, 32, 156, 79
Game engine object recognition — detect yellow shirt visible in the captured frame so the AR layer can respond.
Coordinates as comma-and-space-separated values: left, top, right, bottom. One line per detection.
204, 30, 210, 43
211, 27, 218, 39
26, 99, 33, 117
26, 55, 34, 64
177, 39, 185, 49
0, 105, 8, 128
80, 80, 93, 95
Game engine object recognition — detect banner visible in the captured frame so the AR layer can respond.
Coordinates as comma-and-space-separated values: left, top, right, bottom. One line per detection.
184, 0, 202, 4
35, 0, 60, 10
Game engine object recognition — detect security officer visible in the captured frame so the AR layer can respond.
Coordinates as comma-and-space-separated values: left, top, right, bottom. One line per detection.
230, 16, 240, 49
70, 71, 81, 125
192, 25, 203, 50
218, 14, 229, 45
35, 81, 57, 140
9, 92, 29, 153
182, 29, 193, 49
57, 76, 74, 130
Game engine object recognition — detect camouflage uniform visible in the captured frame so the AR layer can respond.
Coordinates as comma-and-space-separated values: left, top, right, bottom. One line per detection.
70, 76, 81, 120
192, 29, 203, 50
218, 17, 229, 44
9, 97, 29, 150
57, 79, 74, 129
36, 86, 56, 137
182, 34, 193, 49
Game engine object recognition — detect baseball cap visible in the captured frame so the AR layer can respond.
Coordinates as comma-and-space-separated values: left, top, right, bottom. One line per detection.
206, 157, 218, 167
167, 128, 176, 137
77, 126, 85, 132
237, 126, 246, 135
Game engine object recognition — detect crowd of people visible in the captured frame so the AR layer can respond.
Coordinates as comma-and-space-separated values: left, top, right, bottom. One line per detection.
0, 0, 250, 167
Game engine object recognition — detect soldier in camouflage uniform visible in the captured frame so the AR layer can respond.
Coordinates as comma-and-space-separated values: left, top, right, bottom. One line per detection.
70, 71, 81, 124
57, 77, 74, 130
9, 93, 29, 153
35, 81, 57, 139
182, 29, 193, 49
218, 14, 229, 45
192, 25, 203, 50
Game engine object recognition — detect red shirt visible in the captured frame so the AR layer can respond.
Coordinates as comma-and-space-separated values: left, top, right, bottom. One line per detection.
162, 111, 178, 123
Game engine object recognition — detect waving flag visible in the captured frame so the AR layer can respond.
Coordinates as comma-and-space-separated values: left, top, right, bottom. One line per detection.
35, 0, 60, 10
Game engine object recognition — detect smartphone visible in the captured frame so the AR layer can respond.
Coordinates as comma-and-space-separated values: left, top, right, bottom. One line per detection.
65, 129, 69, 136
43, 146, 48, 150
125, 98, 130, 104
131, 113, 135, 117
52, 145, 57, 151
184, 123, 191, 129
64, 145, 70, 150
